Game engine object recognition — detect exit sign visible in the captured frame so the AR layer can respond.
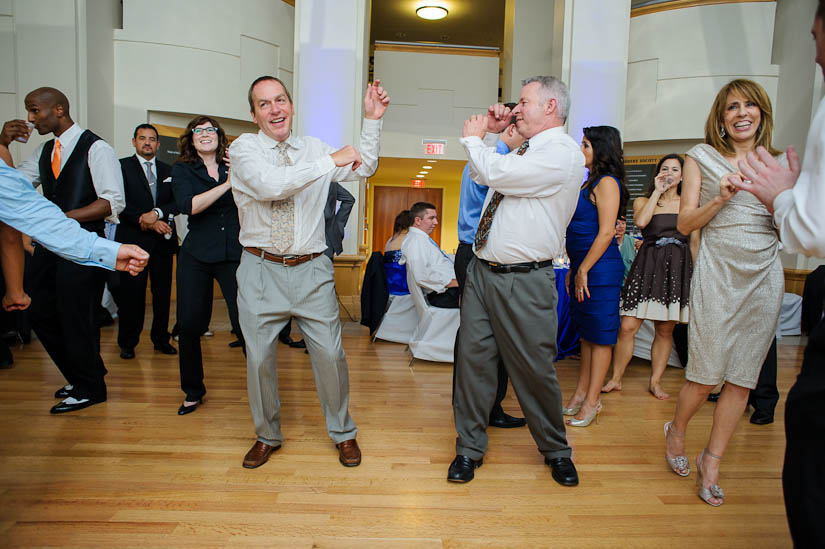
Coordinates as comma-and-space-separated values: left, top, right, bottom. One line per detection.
423, 139, 446, 155
411, 179, 426, 188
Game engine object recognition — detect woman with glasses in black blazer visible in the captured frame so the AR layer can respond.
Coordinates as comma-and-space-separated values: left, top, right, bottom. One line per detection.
171, 115, 243, 415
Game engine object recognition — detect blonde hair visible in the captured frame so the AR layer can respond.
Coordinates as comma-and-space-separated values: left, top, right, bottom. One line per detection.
704, 79, 780, 157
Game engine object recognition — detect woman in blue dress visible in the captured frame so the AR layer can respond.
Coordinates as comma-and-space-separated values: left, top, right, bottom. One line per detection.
383, 210, 412, 295
563, 126, 629, 427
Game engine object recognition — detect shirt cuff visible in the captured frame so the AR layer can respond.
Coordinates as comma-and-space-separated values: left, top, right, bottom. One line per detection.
92, 238, 120, 270
459, 136, 484, 147
772, 188, 793, 219
362, 118, 383, 132
104, 197, 120, 224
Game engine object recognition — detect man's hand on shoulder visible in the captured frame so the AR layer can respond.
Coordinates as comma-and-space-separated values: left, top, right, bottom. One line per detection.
331, 146, 363, 171
116, 244, 149, 276
364, 79, 390, 120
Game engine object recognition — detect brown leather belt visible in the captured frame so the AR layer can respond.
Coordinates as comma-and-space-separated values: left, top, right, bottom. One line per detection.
244, 247, 322, 266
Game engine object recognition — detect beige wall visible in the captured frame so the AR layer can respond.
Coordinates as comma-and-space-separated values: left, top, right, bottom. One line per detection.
625, 2, 779, 144
113, 0, 294, 157
373, 49, 499, 161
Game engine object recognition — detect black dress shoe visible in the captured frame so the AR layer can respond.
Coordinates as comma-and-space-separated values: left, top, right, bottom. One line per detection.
120, 347, 136, 359
288, 339, 307, 349
228, 339, 244, 348
750, 409, 774, 425
545, 457, 579, 486
489, 412, 526, 428
0, 357, 13, 369
177, 399, 203, 415
50, 396, 105, 414
447, 455, 482, 483
707, 392, 721, 403
54, 385, 73, 398
154, 342, 178, 355
278, 336, 293, 346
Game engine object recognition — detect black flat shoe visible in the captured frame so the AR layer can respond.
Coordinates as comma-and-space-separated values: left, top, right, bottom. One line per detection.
177, 399, 203, 415
489, 412, 526, 428
545, 457, 579, 486
447, 455, 482, 483
50, 396, 106, 414
154, 342, 178, 355
288, 339, 306, 349
707, 392, 720, 403
120, 347, 136, 359
749, 409, 774, 425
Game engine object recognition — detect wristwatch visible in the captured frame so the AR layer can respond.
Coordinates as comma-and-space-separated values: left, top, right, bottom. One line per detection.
152, 207, 163, 219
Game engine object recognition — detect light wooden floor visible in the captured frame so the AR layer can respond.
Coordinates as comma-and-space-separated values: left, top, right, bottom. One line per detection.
0, 302, 798, 547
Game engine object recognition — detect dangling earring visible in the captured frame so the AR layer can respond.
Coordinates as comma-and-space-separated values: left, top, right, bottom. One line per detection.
719, 125, 726, 138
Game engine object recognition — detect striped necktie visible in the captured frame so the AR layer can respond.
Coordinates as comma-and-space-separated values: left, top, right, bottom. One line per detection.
473, 140, 529, 250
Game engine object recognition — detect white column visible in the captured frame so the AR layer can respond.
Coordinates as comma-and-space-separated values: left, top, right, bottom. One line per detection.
564, 0, 631, 144
294, 0, 370, 257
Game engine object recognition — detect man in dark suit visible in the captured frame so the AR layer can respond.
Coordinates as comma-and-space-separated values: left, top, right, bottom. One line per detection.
278, 182, 355, 348
323, 182, 355, 260
115, 123, 178, 359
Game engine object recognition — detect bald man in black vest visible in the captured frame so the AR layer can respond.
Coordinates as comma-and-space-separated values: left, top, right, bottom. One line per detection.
1, 87, 125, 413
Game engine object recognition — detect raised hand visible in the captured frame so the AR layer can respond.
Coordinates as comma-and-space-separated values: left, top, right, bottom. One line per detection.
0, 120, 31, 147
733, 145, 801, 213
654, 173, 674, 194
486, 104, 513, 134
116, 244, 149, 276
462, 114, 487, 139
364, 79, 390, 120
331, 145, 363, 171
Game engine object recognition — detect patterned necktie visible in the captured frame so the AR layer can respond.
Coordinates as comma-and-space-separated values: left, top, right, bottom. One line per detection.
51, 139, 62, 178
473, 140, 529, 250
144, 161, 157, 204
270, 142, 295, 251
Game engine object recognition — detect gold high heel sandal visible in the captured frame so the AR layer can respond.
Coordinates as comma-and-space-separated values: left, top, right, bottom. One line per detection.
664, 421, 690, 477
695, 448, 725, 507
566, 401, 601, 427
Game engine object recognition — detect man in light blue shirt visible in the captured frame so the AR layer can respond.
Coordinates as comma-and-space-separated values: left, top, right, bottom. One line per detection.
0, 157, 148, 369
454, 108, 527, 429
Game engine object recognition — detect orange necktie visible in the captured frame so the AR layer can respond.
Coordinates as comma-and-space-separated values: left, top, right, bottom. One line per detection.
51, 139, 61, 178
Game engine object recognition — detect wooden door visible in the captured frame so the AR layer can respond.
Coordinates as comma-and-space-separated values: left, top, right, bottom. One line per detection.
372, 186, 444, 252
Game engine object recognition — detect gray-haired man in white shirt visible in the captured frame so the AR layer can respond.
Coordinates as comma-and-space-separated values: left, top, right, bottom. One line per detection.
230, 76, 389, 470
449, 76, 585, 486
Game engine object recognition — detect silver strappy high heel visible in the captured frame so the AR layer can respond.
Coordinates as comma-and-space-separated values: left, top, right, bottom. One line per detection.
696, 448, 725, 506
664, 421, 690, 477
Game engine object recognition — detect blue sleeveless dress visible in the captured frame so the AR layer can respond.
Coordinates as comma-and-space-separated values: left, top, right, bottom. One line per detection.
565, 176, 625, 345
383, 250, 409, 296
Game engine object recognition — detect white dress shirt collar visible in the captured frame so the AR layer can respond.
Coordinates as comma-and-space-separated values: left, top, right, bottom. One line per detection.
136, 154, 156, 170
256, 129, 304, 150
524, 125, 565, 149
53, 123, 82, 149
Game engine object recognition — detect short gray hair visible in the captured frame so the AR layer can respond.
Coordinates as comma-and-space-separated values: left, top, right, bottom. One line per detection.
522, 76, 570, 122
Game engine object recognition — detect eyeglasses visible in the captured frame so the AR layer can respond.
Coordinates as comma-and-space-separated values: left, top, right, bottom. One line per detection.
192, 127, 218, 135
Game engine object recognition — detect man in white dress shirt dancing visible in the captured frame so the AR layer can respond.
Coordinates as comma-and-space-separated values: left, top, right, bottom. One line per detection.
230, 76, 389, 469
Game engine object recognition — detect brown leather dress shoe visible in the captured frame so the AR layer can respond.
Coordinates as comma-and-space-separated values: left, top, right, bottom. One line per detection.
242, 441, 280, 469
336, 439, 361, 467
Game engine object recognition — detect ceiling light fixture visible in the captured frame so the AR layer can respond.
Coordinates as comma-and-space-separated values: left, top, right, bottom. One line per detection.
421, 166, 432, 170
416, 6, 448, 20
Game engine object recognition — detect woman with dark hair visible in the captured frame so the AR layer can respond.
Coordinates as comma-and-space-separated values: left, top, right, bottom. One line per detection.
383, 209, 412, 295
664, 79, 787, 506
563, 125, 629, 427
602, 153, 695, 399
171, 116, 243, 415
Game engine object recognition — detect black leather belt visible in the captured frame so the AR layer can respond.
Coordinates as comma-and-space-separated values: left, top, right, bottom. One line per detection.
478, 258, 554, 273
